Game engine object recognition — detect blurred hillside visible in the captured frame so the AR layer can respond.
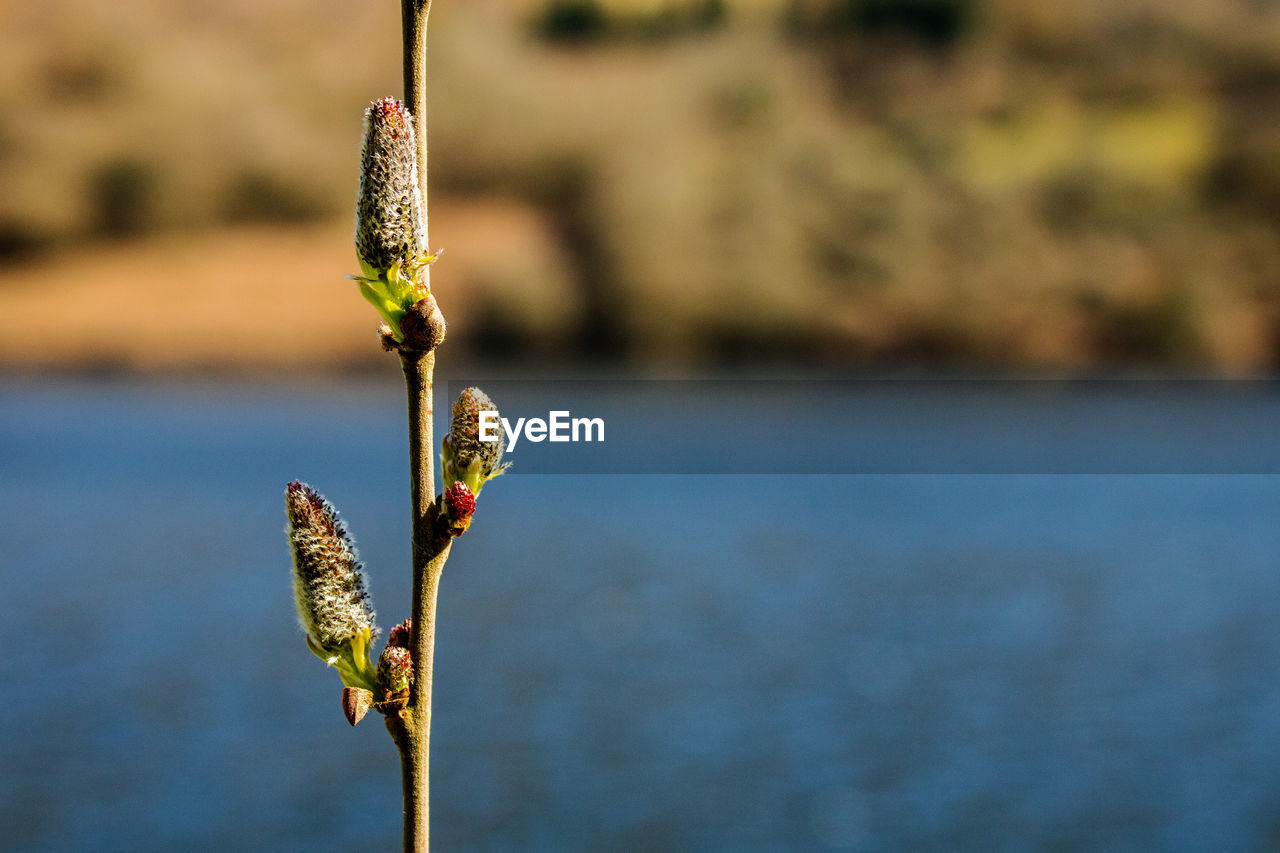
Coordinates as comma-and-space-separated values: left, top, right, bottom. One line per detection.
2, 0, 1280, 371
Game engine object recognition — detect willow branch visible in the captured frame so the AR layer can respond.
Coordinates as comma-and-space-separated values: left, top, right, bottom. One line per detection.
402, 0, 431, 250
388, 350, 452, 853
389, 3, 447, 853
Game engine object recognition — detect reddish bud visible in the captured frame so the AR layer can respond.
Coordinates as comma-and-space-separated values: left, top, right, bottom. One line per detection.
387, 618, 412, 649
442, 481, 475, 536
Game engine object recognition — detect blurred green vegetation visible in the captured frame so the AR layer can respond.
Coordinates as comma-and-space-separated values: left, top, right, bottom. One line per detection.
2, 0, 1280, 368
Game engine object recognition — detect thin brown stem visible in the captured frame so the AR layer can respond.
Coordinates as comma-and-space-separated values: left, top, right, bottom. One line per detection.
395, 4, 443, 852
402, 0, 430, 251
396, 351, 453, 853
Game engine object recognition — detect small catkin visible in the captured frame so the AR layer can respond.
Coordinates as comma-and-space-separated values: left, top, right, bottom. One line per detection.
285, 481, 378, 653
449, 387, 506, 480
378, 645, 415, 698
356, 97, 427, 274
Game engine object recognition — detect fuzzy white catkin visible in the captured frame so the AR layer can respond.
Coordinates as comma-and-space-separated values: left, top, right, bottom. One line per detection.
286, 481, 378, 652
450, 387, 506, 477
355, 97, 427, 273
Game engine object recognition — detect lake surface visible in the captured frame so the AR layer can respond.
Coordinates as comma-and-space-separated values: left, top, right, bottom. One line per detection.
1, 377, 1279, 851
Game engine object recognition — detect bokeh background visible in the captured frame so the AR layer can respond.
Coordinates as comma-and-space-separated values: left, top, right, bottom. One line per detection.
4, 1, 1280, 851
3, 0, 1280, 370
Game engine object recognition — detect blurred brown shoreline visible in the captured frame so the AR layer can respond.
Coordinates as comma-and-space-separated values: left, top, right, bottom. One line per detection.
0, 197, 586, 376
3, 0, 1280, 373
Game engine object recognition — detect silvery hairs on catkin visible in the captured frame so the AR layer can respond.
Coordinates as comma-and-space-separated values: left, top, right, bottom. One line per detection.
356, 97, 427, 273
285, 482, 378, 652
451, 387, 506, 477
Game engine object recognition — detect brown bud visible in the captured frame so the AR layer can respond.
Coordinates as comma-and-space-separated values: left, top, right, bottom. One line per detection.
399, 294, 446, 352
342, 686, 374, 726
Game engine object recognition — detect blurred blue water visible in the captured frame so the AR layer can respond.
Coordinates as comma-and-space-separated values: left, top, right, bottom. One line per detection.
1, 378, 1279, 852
